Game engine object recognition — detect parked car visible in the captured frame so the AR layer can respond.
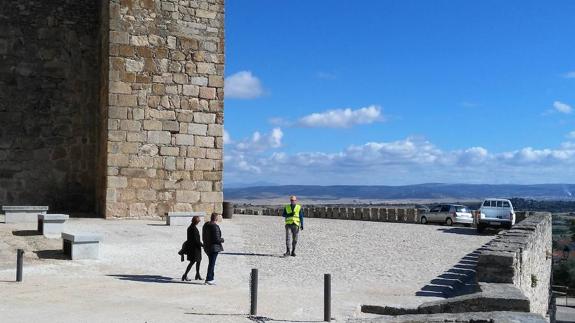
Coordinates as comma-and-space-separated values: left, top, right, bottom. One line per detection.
477, 198, 515, 232
420, 204, 474, 226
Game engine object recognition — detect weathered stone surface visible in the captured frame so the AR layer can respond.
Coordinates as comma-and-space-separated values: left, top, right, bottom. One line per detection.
0, 1, 100, 213
477, 213, 552, 316
147, 131, 172, 144
361, 213, 553, 320
351, 311, 547, 323
4, 0, 227, 220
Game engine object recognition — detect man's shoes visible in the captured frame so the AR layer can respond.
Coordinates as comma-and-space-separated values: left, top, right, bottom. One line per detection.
283, 250, 291, 257
291, 251, 296, 257
206, 280, 216, 285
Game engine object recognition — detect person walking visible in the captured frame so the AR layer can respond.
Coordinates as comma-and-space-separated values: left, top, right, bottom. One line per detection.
181, 216, 203, 281
202, 212, 224, 285
283, 195, 304, 257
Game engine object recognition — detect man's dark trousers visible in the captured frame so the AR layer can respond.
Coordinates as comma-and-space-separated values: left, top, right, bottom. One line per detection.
206, 252, 219, 281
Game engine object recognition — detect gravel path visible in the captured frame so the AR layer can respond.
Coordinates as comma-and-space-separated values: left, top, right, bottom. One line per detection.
0, 215, 493, 322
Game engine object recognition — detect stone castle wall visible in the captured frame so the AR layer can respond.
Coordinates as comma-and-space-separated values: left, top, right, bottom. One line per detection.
0, 0, 224, 218
0, 1, 100, 213
102, 0, 224, 217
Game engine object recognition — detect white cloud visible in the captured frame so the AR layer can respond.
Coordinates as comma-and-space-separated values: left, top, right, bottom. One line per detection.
223, 129, 231, 145
224, 153, 261, 174
225, 71, 264, 99
223, 128, 284, 175
233, 128, 283, 152
564, 71, 575, 79
553, 101, 572, 114
224, 135, 575, 185
269, 128, 283, 148
297, 105, 384, 128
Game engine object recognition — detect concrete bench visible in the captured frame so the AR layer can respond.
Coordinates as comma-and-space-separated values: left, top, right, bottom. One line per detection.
2, 206, 48, 223
166, 211, 206, 226
38, 214, 69, 238
62, 232, 102, 260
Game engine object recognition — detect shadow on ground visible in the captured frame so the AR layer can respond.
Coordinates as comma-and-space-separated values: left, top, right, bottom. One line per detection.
248, 316, 325, 323
416, 244, 489, 298
12, 230, 41, 236
185, 313, 323, 323
436, 227, 478, 236
220, 252, 282, 258
108, 274, 200, 285
437, 226, 508, 236
34, 250, 68, 260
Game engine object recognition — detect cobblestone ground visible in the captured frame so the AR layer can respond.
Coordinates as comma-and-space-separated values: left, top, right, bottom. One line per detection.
0, 215, 493, 322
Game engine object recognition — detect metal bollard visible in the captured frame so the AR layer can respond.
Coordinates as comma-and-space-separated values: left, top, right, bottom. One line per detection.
16, 249, 24, 282
250, 268, 258, 316
324, 274, 331, 321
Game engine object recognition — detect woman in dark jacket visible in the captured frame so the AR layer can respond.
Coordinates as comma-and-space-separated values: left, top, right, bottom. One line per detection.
202, 212, 224, 285
182, 216, 203, 281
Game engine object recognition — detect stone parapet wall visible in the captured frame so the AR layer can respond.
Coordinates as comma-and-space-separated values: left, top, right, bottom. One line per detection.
362, 212, 553, 320
234, 207, 419, 224
102, 0, 224, 217
0, 1, 100, 213
350, 311, 547, 323
477, 212, 552, 316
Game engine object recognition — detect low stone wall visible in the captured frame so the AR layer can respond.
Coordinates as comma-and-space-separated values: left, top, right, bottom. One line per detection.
233, 206, 419, 224
361, 212, 553, 321
477, 212, 552, 316
350, 311, 547, 323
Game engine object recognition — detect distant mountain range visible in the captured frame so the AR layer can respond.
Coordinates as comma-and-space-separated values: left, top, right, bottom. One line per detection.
223, 183, 575, 201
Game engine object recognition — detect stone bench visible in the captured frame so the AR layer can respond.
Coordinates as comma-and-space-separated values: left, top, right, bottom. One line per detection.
62, 232, 102, 260
166, 211, 206, 226
2, 206, 48, 223
38, 214, 69, 238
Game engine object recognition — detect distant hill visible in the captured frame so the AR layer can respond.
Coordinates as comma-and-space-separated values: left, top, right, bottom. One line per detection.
223, 183, 575, 201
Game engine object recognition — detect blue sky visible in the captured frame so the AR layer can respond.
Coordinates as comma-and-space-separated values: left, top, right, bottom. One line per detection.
223, 0, 575, 186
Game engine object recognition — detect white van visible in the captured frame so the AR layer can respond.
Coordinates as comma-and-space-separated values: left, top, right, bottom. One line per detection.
477, 198, 515, 232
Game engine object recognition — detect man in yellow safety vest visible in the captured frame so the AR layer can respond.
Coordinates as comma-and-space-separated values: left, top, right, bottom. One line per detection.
283, 195, 304, 257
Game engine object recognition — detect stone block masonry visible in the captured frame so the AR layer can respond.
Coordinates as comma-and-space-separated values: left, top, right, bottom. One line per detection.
477, 213, 552, 316
240, 206, 420, 225
0, 1, 100, 213
101, 0, 225, 218
1, 1, 224, 218
360, 212, 553, 321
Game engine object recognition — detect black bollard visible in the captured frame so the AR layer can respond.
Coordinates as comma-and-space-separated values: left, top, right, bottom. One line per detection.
250, 268, 258, 315
16, 249, 24, 282
223, 201, 233, 219
324, 274, 331, 321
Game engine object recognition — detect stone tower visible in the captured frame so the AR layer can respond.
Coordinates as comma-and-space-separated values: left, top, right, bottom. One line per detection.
0, 0, 225, 218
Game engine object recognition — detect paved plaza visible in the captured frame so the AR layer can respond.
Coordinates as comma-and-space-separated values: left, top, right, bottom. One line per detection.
0, 214, 493, 322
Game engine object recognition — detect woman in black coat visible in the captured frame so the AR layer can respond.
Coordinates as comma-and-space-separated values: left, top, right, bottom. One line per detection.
182, 216, 203, 281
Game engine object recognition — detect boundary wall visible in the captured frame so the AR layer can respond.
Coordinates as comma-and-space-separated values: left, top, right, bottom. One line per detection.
361, 212, 553, 322
234, 206, 420, 223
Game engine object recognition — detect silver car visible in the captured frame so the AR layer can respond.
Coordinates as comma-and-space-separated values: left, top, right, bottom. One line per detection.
420, 204, 474, 226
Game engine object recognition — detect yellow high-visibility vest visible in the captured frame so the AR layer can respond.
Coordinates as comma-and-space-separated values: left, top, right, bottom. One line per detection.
285, 204, 301, 227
